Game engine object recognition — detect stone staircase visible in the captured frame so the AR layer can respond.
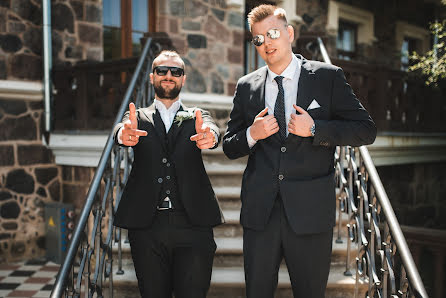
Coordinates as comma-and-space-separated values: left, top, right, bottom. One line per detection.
111, 147, 367, 297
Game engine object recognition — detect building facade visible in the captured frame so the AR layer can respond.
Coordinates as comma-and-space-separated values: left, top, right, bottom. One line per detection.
0, 0, 445, 277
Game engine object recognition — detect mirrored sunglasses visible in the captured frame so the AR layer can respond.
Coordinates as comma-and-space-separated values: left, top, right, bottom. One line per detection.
252, 28, 281, 47
153, 66, 184, 77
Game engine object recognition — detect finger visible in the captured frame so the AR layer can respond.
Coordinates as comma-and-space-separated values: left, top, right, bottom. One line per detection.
129, 102, 137, 129
134, 129, 148, 136
203, 126, 211, 137
293, 104, 307, 115
124, 122, 132, 130
264, 115, 276, 121
196, 137, 213, 149
190, 134, 201, 141
195, 109, 204, 133
269, 122, 279, 130
255, 107, 268, 118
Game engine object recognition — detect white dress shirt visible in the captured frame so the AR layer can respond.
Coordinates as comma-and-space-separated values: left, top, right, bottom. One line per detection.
155, 99, 182, 133
247, 54, 302, 147
117, 99, 181, 144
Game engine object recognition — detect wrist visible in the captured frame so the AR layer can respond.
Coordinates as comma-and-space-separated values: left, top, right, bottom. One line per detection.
310, 123, 316, 137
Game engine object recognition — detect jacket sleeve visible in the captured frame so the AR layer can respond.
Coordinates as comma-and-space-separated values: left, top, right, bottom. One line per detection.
222, 82, 253, 160
112, 111, 130, 146
312, 68, 377, 147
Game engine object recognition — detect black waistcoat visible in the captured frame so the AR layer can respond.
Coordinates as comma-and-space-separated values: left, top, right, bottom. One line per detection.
154, 110, 185, 211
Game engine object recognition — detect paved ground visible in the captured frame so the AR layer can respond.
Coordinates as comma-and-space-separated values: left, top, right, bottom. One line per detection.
0, 259, 60, 298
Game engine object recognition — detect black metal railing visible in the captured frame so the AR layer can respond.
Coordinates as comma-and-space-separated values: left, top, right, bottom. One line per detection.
311, 37, 428, 297
50, 38, 158, 298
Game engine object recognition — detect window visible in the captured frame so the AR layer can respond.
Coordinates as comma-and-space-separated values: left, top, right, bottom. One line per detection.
336, 20, 357, 60
327, 1, 375, 60
103, 0, 155, 60
401, 37, 418, 70
245, 39, 267, 74
395, 21, 430, 71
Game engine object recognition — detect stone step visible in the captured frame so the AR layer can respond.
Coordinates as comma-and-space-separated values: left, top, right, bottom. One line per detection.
111, 263, 367, 298
214, 186, 242, 210
202, 147, 248, 167
112, 232, 354, 268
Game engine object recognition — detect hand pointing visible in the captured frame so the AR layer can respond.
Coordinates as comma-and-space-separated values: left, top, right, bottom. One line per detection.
190, 109, 216, 149
120, 102, 148, 146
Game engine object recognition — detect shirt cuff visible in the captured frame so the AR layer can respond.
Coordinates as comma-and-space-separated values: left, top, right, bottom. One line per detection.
211, 130, 218, 146
246, 126, 257, 148
117, 127, 123, 144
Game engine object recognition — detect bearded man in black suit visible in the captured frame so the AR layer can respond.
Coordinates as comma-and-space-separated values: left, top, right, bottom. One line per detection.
223, 4, 377, 298
113, 50, 223, 298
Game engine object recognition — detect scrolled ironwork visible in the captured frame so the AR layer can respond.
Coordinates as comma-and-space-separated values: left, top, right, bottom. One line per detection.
309, 38, 428, 297
50, 38, 157, 298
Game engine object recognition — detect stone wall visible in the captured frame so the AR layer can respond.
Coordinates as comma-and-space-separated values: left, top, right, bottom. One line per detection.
0, 97, 62, 262
60, 165, 95, 211
156, 0, 245, 96
377, 162, 446, 230
0, 0, 102, 81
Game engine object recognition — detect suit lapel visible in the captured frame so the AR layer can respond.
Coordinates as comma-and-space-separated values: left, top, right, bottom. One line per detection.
252, 67, 268, 113
286, 55, 315, 145
296, 56, 315, 110
141, 104, 167, 151
167, 104, 189, 152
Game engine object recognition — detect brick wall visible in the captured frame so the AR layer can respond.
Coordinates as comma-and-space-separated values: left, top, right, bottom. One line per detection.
0, 0, 102, 81
0, 97, 62, 262
157, 0, 245, 96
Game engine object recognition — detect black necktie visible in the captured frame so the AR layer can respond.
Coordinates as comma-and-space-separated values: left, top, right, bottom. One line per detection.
274, 76, 286, 140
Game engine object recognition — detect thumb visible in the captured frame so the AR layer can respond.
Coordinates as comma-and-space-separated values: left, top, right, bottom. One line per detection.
293, 104, 307, 115
195, 109, 204, 132
129, 102, 137, 129
255, 107, 268, 118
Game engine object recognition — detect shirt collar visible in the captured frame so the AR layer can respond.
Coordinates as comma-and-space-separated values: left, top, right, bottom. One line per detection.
267, 54, 300, 82
154, 99, 181, 113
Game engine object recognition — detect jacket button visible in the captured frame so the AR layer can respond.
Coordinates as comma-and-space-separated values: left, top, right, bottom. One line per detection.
166, 176, 170, 180
158, 178, 163, 183
166, 190, 171, 194
166, 163, 171, 167
162, 158, 167, 163
278, 174, 284, 180
281, 146, 286, 152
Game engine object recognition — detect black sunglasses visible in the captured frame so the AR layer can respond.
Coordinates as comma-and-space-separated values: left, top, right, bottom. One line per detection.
153, 66, 184, 77
252, 28, 282, 47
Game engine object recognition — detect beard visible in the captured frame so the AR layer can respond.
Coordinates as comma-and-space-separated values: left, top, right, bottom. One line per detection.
153, 80, 182, 100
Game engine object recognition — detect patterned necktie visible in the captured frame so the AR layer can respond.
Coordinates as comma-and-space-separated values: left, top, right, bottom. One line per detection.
274, 76, 286, 140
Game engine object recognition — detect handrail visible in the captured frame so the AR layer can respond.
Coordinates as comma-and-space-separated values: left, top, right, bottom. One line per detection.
312, 38, 428, 297
50, 37, 156, 298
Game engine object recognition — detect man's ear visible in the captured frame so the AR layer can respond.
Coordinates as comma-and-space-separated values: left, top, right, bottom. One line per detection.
181, 75, 187, 87
287, 25, 295, 43
149, 73, 154, 84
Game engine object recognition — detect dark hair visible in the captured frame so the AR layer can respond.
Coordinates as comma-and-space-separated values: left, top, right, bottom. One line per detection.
152, 50, 185, 70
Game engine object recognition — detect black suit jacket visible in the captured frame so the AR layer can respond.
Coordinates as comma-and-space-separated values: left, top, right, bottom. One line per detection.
223, 55, 377, 235
113, 103, 224, 229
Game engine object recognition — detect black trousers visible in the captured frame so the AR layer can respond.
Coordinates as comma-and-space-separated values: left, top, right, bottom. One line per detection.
128, 210, 216, 298
243, 197, 333, 298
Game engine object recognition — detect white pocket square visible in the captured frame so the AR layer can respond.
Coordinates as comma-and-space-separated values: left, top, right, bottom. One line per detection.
307, 99, 321, 110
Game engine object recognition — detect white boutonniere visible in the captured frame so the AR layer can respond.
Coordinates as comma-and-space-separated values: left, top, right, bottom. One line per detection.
174, 111, 194, 127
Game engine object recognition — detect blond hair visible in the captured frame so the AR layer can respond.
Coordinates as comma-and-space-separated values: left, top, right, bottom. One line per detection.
247, 4, 288, 32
